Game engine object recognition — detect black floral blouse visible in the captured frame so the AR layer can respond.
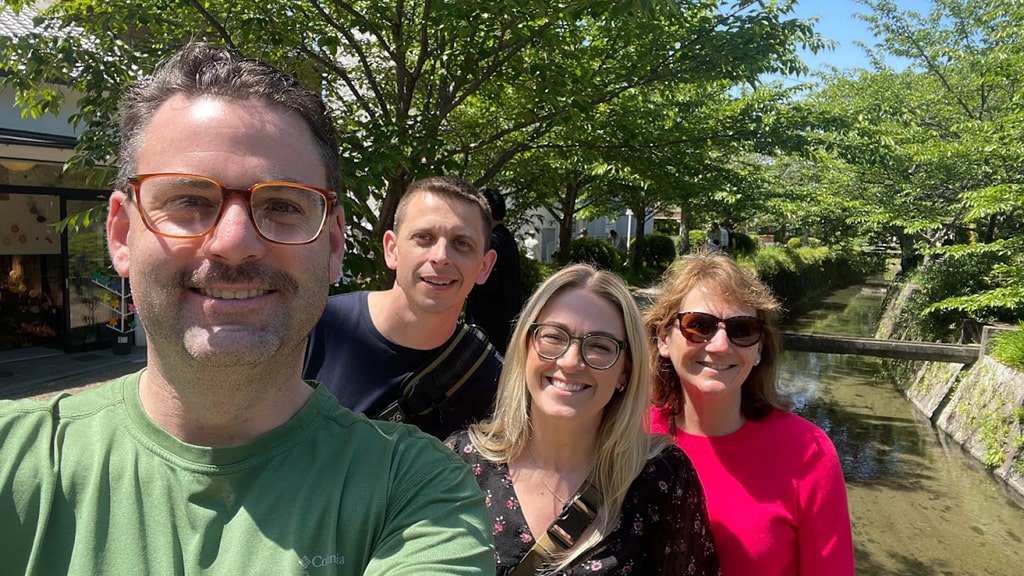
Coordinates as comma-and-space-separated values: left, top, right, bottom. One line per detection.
446, 432, 721, 575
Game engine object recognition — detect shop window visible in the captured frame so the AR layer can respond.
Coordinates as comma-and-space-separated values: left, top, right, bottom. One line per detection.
66, 199, 117, 349
0, 193, 63, 350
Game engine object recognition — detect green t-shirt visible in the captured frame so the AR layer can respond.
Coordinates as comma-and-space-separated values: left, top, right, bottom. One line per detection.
0, 371, 494, 575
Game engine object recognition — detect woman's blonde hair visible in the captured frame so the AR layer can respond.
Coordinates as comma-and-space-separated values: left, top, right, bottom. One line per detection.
469, 263, 671, 572
643, 253, 791, 419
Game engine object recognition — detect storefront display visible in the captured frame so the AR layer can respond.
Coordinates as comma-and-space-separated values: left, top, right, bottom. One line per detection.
0, 191, 112, 352
1, 255, 63, 350
91, 273, 135, 354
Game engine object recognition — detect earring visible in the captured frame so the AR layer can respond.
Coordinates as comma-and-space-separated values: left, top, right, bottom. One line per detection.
754, 356, 761, 366
616, 383, 626, 392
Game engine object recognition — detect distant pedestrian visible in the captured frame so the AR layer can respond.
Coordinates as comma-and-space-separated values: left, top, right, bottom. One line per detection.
466, 188, 523, 354
720, 222, 733, 254
523, 230, 540, 261
706, 222, 723, 253
608, 229, 626, 252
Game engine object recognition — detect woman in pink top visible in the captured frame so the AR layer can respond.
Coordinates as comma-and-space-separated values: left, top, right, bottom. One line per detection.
643, 253, 855, 576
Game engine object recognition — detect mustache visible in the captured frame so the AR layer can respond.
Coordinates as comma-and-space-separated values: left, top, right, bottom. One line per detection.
177, 261, 300, 294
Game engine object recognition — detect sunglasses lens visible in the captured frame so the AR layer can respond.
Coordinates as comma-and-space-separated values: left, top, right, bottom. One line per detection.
678, 312, 763, 347
680, 312, 718, 343
724, 317, 763, 347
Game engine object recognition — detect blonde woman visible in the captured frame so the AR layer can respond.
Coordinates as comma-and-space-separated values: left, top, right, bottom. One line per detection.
447, 264, 720, 575
644, 254, 854, 576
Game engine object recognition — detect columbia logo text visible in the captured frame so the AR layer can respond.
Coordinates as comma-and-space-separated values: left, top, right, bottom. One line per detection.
299, 554, 346, 569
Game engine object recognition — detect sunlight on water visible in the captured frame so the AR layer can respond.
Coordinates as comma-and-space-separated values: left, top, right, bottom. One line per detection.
781, 285, 1024, 576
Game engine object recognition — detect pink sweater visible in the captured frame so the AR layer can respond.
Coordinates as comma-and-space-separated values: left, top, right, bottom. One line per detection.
651, 407, 854, 576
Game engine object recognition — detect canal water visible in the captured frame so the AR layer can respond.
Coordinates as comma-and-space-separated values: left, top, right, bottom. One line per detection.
783, 284, 1024, 576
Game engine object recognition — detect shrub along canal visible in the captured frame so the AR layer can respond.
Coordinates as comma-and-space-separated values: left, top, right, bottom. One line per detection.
783, 284, 1024, 576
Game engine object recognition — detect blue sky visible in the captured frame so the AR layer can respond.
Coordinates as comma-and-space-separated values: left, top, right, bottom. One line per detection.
789, 0, 935, 72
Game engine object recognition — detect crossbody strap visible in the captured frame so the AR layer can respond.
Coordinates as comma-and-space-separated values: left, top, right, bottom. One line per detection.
374, 323, 493, 424
509, 482, 602, 576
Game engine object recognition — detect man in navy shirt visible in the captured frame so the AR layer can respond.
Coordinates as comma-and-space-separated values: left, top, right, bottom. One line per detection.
305, 176, 502, 438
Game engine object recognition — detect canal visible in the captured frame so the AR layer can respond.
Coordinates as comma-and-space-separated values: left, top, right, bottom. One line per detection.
783, 284, 1024, 576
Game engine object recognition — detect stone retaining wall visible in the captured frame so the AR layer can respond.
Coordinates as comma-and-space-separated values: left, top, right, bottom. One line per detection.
880, 284, 1024, 498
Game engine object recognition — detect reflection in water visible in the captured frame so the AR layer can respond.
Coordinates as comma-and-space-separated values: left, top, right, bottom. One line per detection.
781, 285, 1024, 576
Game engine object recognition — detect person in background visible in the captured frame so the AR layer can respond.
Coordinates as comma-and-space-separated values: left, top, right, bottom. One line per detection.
466, 187, 523, 355
0, 42, 494, 574
523, 229, 540, 261
608, 229, 626, 253
305, 176, 502, 439
448, 264, 721, 575
718, 222, 732, 254
706, 222, 723, 253
644, 253, 854, 576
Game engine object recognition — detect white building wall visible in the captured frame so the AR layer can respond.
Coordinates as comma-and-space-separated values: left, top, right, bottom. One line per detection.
513, 208, 654, 264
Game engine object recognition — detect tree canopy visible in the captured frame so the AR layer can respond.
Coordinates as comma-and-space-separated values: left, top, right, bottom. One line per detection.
1, 0, 827, 284
783, 0, 1024, 321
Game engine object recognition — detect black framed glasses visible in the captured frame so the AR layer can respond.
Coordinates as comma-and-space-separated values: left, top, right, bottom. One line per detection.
676, 311, 764, 348
530, 323, 627, 370
126, 173, 337, 245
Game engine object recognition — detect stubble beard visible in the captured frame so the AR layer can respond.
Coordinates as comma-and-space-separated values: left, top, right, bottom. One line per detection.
135, 260, 326, 368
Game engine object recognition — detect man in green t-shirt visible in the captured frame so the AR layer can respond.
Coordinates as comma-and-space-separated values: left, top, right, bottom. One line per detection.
0, 42, 493, 575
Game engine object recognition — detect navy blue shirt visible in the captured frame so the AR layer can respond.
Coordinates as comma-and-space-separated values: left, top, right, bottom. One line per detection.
304, 291, 503, 439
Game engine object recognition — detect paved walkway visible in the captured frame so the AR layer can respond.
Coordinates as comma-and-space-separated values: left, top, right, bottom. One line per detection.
0, 346, 147, 401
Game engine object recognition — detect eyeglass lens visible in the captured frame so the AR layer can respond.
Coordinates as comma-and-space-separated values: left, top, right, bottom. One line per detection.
677, 311, 763, 347
134, 174, 329, 244
532, 324, 623, 370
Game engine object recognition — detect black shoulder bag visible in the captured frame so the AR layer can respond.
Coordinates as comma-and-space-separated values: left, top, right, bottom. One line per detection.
510, 482, 603, 576
374, 323, 494, 424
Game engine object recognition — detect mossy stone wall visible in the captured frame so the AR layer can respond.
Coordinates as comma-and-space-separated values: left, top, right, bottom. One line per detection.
880, 283, 1024, 497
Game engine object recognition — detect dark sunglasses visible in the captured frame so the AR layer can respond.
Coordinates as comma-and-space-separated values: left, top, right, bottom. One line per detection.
675, 311, 764, 348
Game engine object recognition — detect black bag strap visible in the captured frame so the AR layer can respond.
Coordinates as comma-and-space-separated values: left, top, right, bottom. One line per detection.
374, 323, 494, 424
509, 482, 602, 576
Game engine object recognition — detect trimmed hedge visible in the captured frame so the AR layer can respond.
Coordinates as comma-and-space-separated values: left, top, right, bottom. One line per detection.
742, 246, 883, 319
640, 233, 676, 271
568, 237, 621, 271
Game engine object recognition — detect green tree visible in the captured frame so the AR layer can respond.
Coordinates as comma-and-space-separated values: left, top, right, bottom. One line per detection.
796, 0, 1024, 320
2, 0, 828, 285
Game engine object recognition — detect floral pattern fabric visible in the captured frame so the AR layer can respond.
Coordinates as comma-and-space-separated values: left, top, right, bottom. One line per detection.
446, 432, 721, 575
